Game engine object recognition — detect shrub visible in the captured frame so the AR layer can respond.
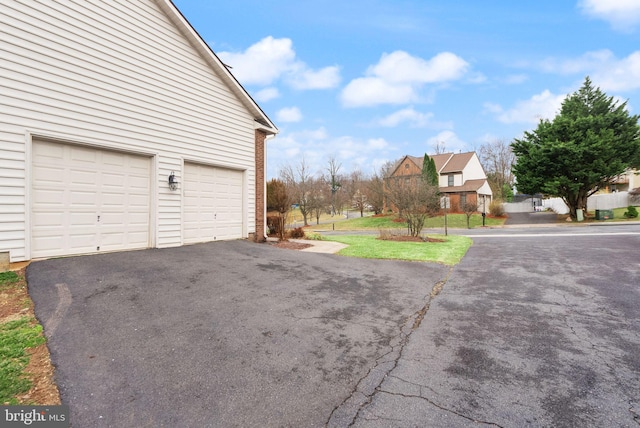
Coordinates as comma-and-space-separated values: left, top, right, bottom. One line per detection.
289, 227, 305, 239
305, 232, 324, 241
489, 200, 505, 217
266, 215, 282, 237
624, 205, 638, 218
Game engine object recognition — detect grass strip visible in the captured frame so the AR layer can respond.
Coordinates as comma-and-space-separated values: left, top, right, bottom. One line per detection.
323, 234, 472, 265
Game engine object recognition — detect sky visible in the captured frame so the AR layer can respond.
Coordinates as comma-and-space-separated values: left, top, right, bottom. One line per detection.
172, 0, 640, 179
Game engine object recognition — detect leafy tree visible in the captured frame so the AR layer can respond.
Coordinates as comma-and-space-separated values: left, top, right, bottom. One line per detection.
512, 77, 640, 219
421, 154, 439, 187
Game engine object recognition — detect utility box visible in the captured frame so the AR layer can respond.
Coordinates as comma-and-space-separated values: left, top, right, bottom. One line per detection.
595, 209, 614, 220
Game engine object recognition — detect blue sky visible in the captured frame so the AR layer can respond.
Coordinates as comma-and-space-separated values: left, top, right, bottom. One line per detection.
173, 0, 640, 179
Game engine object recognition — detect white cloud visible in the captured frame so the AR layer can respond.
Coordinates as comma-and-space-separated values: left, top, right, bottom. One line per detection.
253, 87, 280, 102
426, 131, 469, 154
368, 51, 469, 84
341, 77, 416, 107
219, 37, 295, 86
377, 108, 433, 127
367, 138, 389, 150
591, 51, 640, 92
538, 49, 640, 92
579, 0, 640, 31
540, 49, 614, 74
288, 66, 341, 90
218, 36, 341, 90
373, 107, 453, 129
276, 107, 303, 123
340, 50, 470, 108
489, 90, 565, 124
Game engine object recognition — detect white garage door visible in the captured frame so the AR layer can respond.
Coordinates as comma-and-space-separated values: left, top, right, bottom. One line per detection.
183, 163, 243, 244
31, 141, 151, 258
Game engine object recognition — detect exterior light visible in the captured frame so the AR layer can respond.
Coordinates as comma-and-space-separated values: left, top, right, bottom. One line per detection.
168, 171, 178, 191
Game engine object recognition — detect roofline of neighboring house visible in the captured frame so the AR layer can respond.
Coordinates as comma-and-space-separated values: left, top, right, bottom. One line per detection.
157, 0, 278, 135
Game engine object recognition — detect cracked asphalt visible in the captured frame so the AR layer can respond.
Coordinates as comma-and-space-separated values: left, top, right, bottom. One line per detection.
26, 226, 640, 427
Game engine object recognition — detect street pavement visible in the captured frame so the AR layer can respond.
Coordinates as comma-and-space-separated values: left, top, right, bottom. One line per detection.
26, 224, 640, 427
338, 225, 640, 427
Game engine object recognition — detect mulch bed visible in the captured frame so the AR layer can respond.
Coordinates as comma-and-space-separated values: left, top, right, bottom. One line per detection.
267, 240, 313, 250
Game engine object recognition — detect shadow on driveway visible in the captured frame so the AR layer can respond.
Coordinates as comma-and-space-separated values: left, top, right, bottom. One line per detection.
27, 240, 450, 427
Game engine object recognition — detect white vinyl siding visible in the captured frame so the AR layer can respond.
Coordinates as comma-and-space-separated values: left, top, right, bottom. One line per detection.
0, 0, 261, 261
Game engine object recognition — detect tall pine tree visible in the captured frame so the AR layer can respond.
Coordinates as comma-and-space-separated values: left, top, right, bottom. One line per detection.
421, 154, 439, 187
512, 77, 640, 219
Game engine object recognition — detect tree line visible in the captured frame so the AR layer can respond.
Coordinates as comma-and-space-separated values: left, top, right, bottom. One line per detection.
270, 77, 640, 233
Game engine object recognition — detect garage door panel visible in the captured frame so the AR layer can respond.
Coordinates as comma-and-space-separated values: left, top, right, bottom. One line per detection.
183, 163, 243, 244
31, 141, 151, 258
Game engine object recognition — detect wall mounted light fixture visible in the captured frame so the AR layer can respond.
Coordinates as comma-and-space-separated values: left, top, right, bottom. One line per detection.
168, 171, 179, 191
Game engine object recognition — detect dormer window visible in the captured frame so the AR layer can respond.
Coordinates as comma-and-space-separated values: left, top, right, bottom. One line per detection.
448, 174, 454, 186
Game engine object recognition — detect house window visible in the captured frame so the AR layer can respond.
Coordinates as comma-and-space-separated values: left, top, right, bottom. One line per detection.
405, 163, 410, 169
460, 194, 467, 208
448, 174, 454, 186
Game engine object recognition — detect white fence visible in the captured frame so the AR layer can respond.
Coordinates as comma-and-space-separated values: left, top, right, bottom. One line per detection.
504, 191, 630, 214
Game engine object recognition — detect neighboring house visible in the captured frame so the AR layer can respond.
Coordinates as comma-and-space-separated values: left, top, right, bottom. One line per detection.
606, 168, 639, 193
0, 0, 278, 262
388, 152, 493, 212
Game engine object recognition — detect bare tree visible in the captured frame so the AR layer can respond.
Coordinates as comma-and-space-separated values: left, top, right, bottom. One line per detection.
325, 155, 342, 216
345, 169, 368, 217
461, 200, 478, 229
280, 157, 313, 226
432, 141, 448, 154
478, 138, 516, 201
385, 175, 440, 237
366, 160, 400, 214
308, 177, 329, 225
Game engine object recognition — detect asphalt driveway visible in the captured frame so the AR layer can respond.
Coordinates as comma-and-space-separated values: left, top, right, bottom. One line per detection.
26, 240, 450, 427
26, 227, 640, 427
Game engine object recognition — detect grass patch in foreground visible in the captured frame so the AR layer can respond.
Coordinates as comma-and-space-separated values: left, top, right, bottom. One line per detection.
0, 318, 45, 404
324, 234, 472, 265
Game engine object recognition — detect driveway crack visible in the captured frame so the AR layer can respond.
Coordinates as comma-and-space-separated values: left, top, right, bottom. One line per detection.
326, 267, 453, 427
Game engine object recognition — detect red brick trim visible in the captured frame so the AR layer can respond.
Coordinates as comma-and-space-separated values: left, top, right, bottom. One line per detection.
254, 130, 267, 242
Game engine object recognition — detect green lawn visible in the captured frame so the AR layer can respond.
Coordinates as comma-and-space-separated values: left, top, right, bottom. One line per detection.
323, 234, 473, 265
0, 271, 46, 405
312, 213, 504, 231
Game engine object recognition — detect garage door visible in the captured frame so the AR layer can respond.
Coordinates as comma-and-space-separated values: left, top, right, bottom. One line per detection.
31, 141, 151, 258
183, 163, 243, 243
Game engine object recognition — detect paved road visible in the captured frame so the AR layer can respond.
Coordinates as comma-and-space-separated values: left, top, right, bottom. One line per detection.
340, 226, 640, 427
26, 224, 640, 427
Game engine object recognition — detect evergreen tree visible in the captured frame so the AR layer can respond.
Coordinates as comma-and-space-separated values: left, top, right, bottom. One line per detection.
512, 77, 640, 219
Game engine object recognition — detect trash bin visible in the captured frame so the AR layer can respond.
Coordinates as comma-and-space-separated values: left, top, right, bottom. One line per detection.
595, 209, 613, 220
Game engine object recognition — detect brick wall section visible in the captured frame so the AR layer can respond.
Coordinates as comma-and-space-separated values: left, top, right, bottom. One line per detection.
254, 129, 267, 242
